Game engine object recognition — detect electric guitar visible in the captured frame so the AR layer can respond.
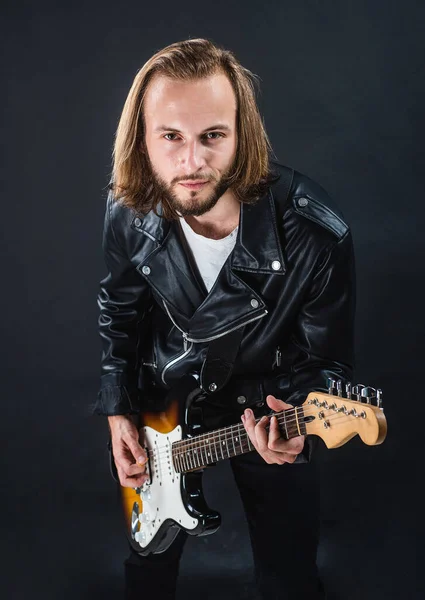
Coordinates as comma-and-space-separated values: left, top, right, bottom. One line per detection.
118, 375, 387, 555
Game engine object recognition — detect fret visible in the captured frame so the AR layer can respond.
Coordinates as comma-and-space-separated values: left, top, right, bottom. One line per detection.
294, 407, 301, 436
182, 449, 189, 472
176, 445, 183, 473
219, 430, 225, 460
198, 440, 204, 467
298, 407, 307, 436
225, 429, 231, 458
234, 427, 242, 455
282, 409, 289, 440
239, 427, 245, 453
206, 437, 213, 464
187, 449, 194, 471
230, 428, 237, 457
178, 448, 185, 472
241, 431, 250, 453
201, 438, 208, 466
239, 431, 246, 453
289, 420, 300, 439
196, 439, 204, 467
197, 438, 204, 467
186, 449, 192, 471
181, 448, 188, 471
222, 437, 228, 459
246, 435, 253, 451
172, 448, 178, 472
197, 441, 203, 466
193, 444, 200, 468
213, 437, 220, 463
175, 449, 182, 473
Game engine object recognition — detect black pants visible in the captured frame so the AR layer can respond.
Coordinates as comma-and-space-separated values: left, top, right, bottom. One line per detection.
124, 451, 325, 600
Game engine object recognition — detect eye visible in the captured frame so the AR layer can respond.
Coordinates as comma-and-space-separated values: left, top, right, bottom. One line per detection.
204, 132, 224, 140
163, 133, 180, 141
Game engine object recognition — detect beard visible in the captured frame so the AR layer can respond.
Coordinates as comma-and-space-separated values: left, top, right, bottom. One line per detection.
149, 163, 235, 217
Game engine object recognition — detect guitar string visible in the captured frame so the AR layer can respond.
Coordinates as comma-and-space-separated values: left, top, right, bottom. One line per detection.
140, 400, 370, 459
171, 410, 363, 459
172, 403, 366, 447
143, 402, 368, 452
142, 407, 371, 462
139, 408, 371, 468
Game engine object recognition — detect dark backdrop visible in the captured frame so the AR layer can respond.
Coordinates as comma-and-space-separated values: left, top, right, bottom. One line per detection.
2, 1, 424, 599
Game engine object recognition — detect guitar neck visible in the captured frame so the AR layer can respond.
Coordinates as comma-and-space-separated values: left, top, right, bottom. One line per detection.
172, 407, 307, 473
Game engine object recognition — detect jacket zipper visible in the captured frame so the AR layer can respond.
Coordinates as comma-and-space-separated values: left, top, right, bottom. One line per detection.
161, 299, 268, 384
161, 340, 193, 384
160, 300, 192, 384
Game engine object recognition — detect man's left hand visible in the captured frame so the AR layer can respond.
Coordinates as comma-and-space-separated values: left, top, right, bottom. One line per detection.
241, 394, 305, 464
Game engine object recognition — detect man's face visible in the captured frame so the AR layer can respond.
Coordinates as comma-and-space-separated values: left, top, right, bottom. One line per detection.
143, 71, 238, 217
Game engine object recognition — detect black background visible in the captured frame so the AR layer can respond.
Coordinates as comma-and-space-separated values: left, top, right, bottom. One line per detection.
2, 1, 424, 598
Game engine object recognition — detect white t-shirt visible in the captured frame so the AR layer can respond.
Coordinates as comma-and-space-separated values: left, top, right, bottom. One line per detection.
179, 217, 238, 292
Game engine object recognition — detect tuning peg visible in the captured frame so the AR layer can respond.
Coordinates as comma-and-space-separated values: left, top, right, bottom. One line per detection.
336, 380, 343, 397
327, 378, 336, 395
376, 389, 383, 409
360, 386, 376, 405
352, 384, 365, 401
345, 382, 352, 399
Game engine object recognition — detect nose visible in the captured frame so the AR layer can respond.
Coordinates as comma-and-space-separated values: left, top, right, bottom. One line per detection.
179, 139, 207, 173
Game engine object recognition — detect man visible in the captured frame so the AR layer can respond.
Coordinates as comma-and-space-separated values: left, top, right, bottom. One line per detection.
95, 38, 355, 600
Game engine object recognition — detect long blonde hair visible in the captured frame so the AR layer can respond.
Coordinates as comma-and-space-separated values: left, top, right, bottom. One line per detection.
111, 37, 277, 219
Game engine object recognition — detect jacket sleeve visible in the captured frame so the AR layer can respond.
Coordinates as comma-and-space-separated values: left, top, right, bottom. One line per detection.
265, 228, 356, 462
287, 228, 355, 404
93, 191, 151, 416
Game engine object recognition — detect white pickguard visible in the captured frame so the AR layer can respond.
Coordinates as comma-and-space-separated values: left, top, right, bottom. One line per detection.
133, 425, 199, 549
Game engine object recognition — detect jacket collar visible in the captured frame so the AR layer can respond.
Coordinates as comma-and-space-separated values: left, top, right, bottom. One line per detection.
132, 187, 287, 275
231, 189, 286, 275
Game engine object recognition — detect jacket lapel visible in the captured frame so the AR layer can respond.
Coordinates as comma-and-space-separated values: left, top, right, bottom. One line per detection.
135, 217, 206, 319
187, 190, 287, 338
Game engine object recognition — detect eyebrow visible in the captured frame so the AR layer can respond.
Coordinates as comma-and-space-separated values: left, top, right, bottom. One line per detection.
154, 124, 231, 133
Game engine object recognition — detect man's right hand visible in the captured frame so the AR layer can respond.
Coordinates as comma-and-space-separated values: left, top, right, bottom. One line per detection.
108, 415, 149, 488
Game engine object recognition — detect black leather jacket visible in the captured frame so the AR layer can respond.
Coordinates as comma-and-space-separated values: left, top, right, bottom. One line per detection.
95, 163, 355, 421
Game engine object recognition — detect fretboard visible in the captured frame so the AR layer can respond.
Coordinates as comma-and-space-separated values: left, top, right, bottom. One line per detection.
172, 407, 307, 474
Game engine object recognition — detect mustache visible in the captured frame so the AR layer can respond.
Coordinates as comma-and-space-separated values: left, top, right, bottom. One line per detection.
173, 174, 214, 183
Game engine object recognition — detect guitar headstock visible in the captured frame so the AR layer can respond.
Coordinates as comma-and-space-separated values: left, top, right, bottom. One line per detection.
302, 378, 387, 448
